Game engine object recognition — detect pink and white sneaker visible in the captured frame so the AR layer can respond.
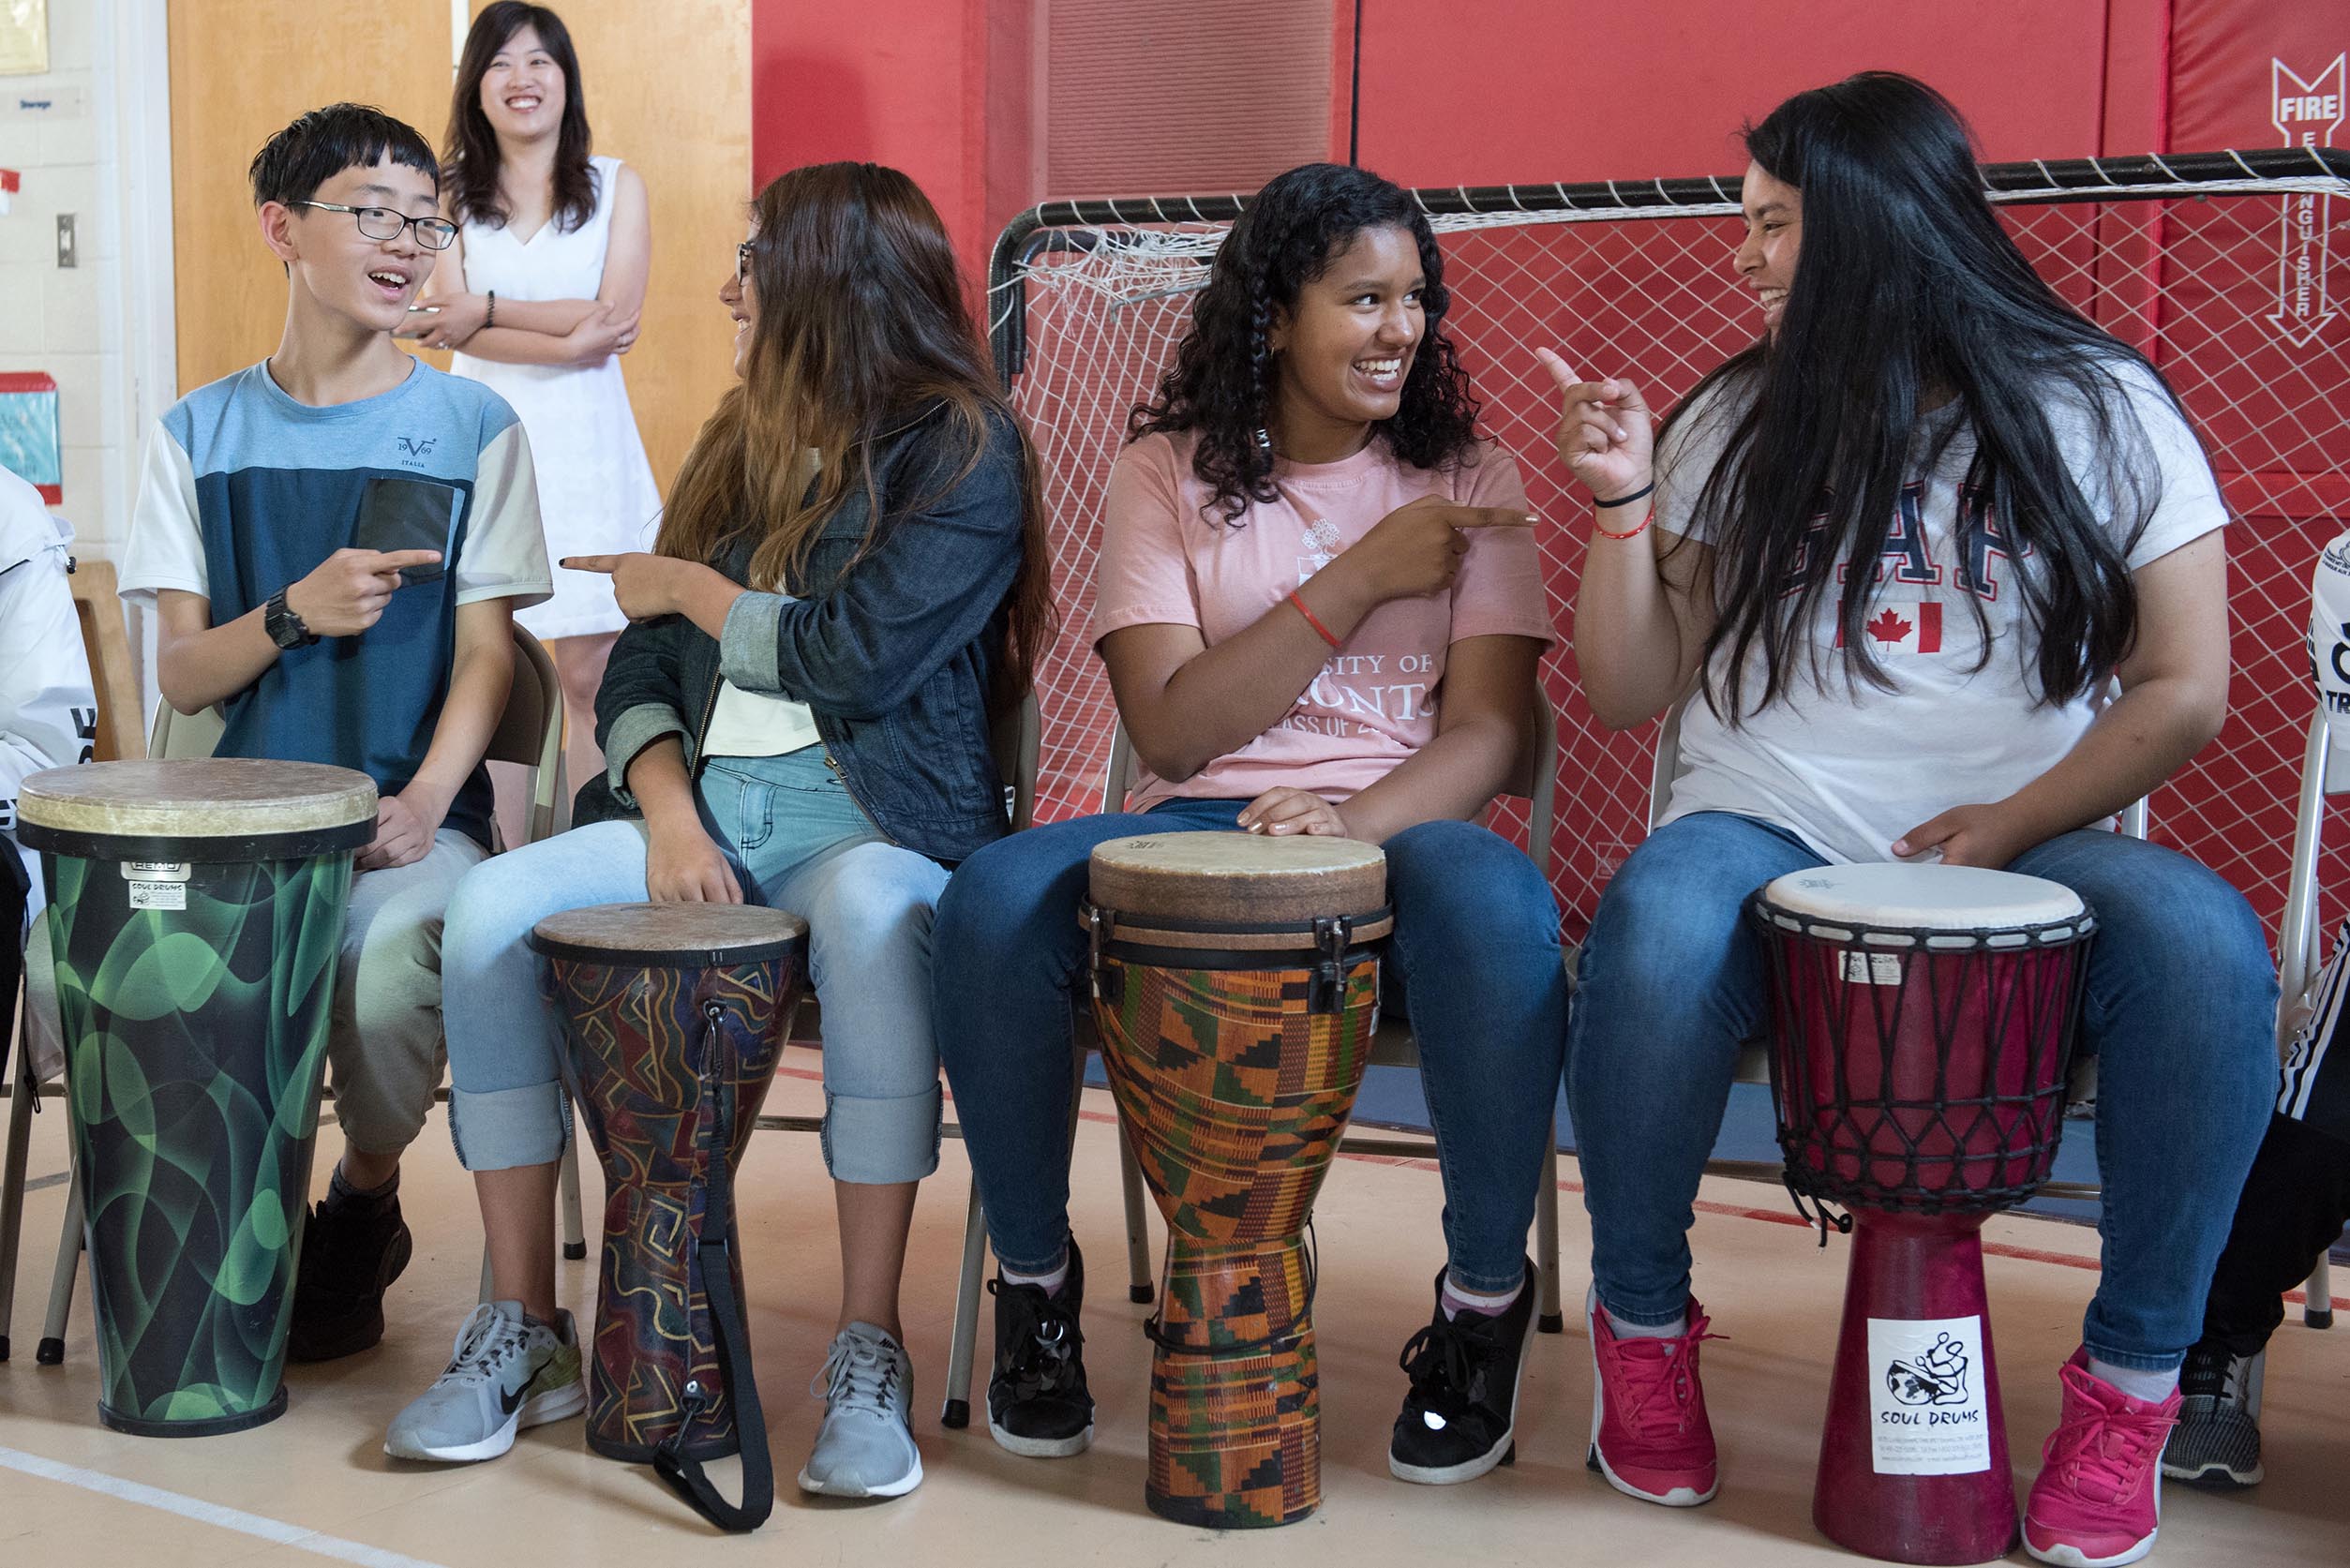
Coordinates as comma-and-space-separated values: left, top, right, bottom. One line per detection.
2022, 1349, 2183, 1567
1586, 1286, 1721, 1507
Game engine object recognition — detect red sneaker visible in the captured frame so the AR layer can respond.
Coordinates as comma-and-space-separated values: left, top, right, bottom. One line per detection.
1586, 1286, 1721, 1506
2023, 1349, 2182, 1568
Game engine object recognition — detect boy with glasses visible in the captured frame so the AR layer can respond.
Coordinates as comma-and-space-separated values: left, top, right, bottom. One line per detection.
117, 103, 554, 1364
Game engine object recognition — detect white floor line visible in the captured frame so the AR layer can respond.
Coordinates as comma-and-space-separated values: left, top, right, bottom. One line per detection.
0, 1443, 455, 1568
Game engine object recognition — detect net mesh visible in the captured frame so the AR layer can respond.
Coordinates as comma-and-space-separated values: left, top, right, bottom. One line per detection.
992, 171, 2350, 942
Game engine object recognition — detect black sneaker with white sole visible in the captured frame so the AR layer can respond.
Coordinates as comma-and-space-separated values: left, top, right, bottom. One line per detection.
1388, 1260, 1538, 1485
2161, 1337, 2265, 1490
985, 1239, 1094, 1458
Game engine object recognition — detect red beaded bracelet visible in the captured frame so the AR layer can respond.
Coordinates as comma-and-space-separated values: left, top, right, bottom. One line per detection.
1593, 507, 1654, 542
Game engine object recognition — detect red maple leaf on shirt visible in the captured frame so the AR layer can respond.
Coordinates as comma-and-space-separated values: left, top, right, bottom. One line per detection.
1865, 607, 1913, 644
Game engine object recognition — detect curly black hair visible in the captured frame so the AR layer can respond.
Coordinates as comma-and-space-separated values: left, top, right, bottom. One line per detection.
1128, 162, 1484, 523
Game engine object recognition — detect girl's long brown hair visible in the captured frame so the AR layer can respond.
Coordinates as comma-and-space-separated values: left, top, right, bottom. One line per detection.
442, 3, 596, 234
657, 162, 1054, 701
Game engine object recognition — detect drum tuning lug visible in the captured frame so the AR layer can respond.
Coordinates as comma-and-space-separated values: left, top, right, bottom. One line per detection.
1085, 904, 1107, 1001
1309, 917, 1347, 1015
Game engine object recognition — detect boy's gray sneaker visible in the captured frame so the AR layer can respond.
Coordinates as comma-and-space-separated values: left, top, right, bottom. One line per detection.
2160, 1338, 2265, 1489
796, 1322, 922, 1499
384, 1301, 585, 1463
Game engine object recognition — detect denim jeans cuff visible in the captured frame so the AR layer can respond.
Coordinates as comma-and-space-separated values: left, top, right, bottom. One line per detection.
448, 1081, 569, 1172
1447, 1257, 1532, 1296
1596, 1287, 1692, 1328
818, 1082, 943, 1184
2080, 1340, 2188, 1376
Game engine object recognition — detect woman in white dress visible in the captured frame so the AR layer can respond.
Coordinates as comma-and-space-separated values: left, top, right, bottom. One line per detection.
407, 1, 659, 797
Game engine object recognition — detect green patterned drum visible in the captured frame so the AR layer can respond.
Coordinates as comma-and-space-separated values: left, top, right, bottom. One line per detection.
19, 759, 376, 1436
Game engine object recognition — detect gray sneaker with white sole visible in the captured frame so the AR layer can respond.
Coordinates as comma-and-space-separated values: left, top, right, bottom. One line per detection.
797, 1322, 922, 1499
384, 1301, 585, 1463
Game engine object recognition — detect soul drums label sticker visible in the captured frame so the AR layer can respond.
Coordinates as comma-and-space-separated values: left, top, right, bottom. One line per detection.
121, 860, 190, 912
1868, 1315, 1990, 1474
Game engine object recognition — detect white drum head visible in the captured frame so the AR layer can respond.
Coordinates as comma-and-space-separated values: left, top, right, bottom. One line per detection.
1756, 862, 2088, 949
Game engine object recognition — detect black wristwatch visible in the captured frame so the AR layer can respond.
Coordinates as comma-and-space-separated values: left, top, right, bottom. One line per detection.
264, 588, 319, 650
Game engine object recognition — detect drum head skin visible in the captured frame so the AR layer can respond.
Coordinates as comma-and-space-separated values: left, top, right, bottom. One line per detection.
529, 902, 809, 968
1757, 862, 2089, 949
18, 758, 378, 860
1089, 832, 1388, 924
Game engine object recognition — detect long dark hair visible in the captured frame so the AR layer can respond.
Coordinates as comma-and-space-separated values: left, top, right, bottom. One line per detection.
1130, 161, 1483, 522
657, 163, 1055, 702
1677, 71, 2199, 719
442, 3, 595, 233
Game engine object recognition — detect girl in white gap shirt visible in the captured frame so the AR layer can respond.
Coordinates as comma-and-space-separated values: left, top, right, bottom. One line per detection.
1548, 72, 2272, 1568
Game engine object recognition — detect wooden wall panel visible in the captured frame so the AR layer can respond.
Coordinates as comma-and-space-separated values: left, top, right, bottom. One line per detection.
166, 0, 448, 395
471, 0, 752, 495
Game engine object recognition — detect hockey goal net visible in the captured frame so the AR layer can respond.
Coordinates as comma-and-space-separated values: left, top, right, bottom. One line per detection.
989, 149, 2350, 942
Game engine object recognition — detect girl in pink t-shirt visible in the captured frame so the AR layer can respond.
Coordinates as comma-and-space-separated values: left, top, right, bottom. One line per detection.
934, 161, 1568, 1488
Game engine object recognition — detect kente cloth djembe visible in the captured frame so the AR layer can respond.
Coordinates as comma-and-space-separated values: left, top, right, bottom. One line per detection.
1751, 863, 2096, 1566
1084, 832, 1391, 1528
531, 902, 804, 1531
19, 759, 376, 1435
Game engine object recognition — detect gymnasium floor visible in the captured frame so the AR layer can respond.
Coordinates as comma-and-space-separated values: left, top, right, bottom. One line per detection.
2, 1055, 2343, 1568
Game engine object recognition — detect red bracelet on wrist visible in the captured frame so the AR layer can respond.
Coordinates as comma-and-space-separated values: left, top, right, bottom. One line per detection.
1593, 507, 1654, 542
1288, 590, 1343, 650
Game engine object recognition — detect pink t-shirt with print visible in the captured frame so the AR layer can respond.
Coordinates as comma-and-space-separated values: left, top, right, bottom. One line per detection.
1091, 429, 1555, 812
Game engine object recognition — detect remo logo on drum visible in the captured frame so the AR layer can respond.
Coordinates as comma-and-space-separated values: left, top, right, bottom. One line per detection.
1867, 1316, 1992, 1475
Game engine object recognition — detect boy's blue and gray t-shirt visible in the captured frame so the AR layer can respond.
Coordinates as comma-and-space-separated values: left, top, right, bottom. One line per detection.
120, 359, 552, 850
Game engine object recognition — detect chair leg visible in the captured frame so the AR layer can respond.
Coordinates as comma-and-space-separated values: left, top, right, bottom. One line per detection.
2309, 1252, 2335, 1330
478, 1243, 494, 1307
1116, 1122, 1154, 1306
558, 1128, 587, 1262
0, 1016, 40, 1362
37, 1159, 82, 1364
942, 1179, 988, 1428
1535, 1131, 1564, 1334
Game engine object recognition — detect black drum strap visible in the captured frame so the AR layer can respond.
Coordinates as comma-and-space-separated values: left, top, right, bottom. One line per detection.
652, 1004, 773, 1532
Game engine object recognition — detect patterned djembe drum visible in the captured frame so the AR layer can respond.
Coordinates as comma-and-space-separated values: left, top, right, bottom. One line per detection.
19, 758, 376, 1435
530, 903, 805, 1473
1751, 863, 2096, 1565
1084, 832, 1391, 1528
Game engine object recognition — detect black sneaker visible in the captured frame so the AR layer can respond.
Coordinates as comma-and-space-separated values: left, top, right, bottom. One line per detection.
2161, 1337, 2265, 1489
984, 1238, 1094, 1457
287, 1173, 413, 1363
1388, 1260, 1538, 1485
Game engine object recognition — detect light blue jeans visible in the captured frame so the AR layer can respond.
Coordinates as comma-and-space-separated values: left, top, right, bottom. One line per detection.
442, 748, 950, 1184
1567, 811, 2277, 1371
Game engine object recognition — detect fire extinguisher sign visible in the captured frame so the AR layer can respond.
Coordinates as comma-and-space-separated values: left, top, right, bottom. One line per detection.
2272, 55, 2345, 348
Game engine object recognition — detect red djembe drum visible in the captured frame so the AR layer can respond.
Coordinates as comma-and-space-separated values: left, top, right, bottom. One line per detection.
1084, 832, 1390, 1528
1750, 862, 2096, 1565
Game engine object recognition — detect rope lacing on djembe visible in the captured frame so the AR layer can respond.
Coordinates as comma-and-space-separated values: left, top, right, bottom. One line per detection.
1142, 1222, 1322, 1357
1786, 1184, 1854, 1248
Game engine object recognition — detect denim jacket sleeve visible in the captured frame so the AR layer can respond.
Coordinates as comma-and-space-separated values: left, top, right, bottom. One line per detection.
715, 410, 1025, 724
594, 611, 692, 801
